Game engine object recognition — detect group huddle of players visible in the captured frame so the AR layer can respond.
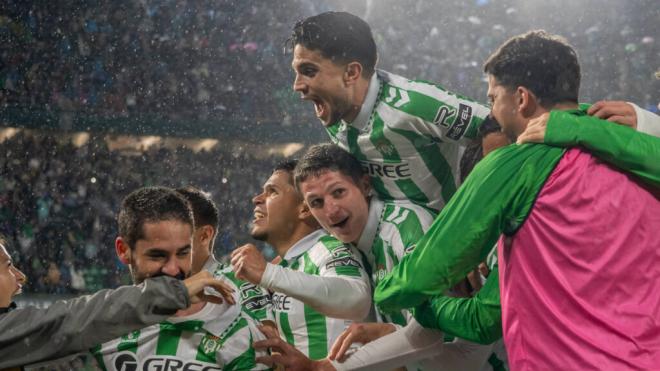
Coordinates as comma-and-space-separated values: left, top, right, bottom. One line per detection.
11, 10, 660, 371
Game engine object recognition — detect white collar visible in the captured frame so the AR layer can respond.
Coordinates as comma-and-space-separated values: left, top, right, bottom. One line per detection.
355, 196, 384, 253
201, 255, 219, 272
283, 229, 326, 262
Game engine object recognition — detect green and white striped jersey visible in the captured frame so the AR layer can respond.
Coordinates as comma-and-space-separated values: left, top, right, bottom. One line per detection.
356, 196, 436, 325
272, 229, 369, 360
326, 70, 490, 212
91, 263, 271, 371
203, 257, 274, 324
91, 302, 268, 371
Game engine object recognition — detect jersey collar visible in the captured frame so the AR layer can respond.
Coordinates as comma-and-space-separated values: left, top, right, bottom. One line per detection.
283, 228, 326, 262
355, 196, 385, 254
201, 255, 219, 273
342, 70, 380, 131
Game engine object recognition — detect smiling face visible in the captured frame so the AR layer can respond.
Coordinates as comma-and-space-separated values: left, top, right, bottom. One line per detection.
116, 220, 193, 285
299, 170, 370, 244
0, 244, 26, 307
251, 170, 303, 246
291, 45, 354, 126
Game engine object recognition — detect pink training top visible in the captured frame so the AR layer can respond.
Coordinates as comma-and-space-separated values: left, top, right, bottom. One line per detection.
499, 148, 660, 370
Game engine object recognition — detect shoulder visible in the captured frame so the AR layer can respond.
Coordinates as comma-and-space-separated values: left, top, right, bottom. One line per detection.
382, 200, 436, 229
314, 233, 357, 258
377, 69, 487, 120
378, 200, 437, 251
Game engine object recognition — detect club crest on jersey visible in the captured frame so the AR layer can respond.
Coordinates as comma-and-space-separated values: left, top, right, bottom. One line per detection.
201, 334, 222, 354
374, 140, 396, 156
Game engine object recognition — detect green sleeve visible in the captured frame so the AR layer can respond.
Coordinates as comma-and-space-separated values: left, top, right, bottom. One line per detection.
374, 144, 564, 313
412, 265, 501, 345
545, 109, 660, 187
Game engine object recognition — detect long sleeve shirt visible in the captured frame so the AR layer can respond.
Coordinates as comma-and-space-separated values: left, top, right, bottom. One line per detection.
0, 276, 189, 368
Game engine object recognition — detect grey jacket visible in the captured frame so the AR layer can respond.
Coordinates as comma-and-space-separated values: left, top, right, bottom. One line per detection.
0, 276, 190, 368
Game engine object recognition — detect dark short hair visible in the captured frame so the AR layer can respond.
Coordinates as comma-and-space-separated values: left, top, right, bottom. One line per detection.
118, 187, 194, 249
273, 158, 298, 186
483, 30, 580, 107
175, 186, 219, 231
294, 144, 364, 191
460, 115, 502, 182
287, 11, 377, 76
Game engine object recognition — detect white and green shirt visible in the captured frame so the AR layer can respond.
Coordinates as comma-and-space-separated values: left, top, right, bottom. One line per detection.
91, 264, 271, 371
272, 229, 369, 360
204, 257, 274, 324
326, 70, 490, 212
356, 196, 436, 325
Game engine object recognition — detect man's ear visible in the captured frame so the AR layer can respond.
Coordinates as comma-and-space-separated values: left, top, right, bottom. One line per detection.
344, 62, 363, 86
359, 174, 372, 198
115, 237, 131, 265
299, 201, 313, 220
517, 86, 538, 118
198, 225, 215, 247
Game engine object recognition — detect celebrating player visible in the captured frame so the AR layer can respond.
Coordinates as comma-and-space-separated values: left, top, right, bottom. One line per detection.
91, 187, 269, 370
231, 160, 371, 361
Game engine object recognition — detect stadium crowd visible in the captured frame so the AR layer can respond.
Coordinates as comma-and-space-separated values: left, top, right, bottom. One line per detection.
0, 131, 281, 294
1, 0, 657, 129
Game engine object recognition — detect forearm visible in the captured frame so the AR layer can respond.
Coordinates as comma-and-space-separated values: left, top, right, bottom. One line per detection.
0, 276, 189, 368
261, 263, 372, 321
331, 318, 444, 371
546, 109, 660, 186
413, 267, 502, 344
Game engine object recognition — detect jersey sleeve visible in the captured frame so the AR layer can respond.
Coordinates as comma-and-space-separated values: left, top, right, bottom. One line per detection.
545, 109, 660, 187
374, 144, 565, 313
412, 265, 502, 345
380, 76, 491, 145
218, 266, 274, 324
317, 236, 369, 280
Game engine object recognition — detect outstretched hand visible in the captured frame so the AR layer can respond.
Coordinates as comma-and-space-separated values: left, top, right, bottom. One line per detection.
328, 322, 396, 362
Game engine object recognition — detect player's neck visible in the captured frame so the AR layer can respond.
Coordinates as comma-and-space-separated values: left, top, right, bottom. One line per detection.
342, 77, 371, 124
273, 225, 319, 258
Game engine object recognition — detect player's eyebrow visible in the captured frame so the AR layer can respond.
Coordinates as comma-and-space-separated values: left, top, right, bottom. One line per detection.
293, 61, 318, 71
176, 244, 191, 253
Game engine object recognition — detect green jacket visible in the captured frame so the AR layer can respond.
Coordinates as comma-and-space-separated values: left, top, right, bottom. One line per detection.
375, 108, 660, 344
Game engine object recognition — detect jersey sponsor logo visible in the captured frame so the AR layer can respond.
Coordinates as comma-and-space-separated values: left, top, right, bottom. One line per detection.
114, 352, 138, 371
325, 256, 361, 270
271, 292, 293, 312
239, 282, 270, 312
433, 106, 456, 127
112, 352, 222, 371
361, 160, 412, 179
446, 104, 472, 140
